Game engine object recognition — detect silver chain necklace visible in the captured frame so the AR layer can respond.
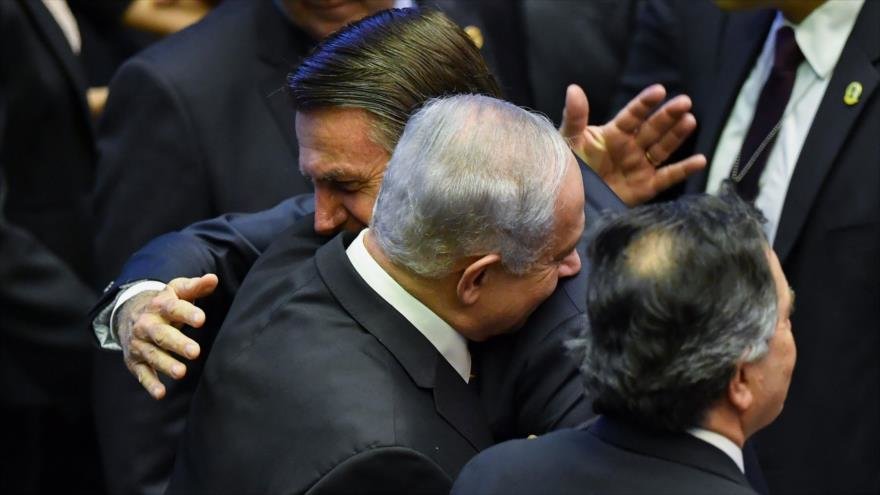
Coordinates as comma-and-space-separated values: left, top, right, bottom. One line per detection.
730, 118, 784, 182
729, 69, 819, 184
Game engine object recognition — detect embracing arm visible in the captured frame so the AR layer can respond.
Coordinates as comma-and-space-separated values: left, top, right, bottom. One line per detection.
90, 196, 314, 398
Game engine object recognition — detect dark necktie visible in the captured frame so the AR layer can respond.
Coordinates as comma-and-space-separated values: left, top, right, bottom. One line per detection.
731, 26, 804, 201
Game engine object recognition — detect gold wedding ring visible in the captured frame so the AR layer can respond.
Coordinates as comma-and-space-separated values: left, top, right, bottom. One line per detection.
645, 149, 661, 167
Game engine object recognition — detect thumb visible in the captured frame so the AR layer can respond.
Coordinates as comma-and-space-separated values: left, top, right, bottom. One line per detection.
166, 273, 219, 302
559, 84, 590, 140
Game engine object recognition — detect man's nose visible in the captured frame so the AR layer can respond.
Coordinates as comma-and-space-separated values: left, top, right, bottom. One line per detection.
313, 187, 348, 236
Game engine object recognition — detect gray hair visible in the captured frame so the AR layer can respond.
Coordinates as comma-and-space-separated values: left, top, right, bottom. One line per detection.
371, 94, 571, 278
572, 184, 778, 431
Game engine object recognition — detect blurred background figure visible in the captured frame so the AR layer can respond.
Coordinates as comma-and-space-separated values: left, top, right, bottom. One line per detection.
0, 1, 217, 492
430, 0, 642, 124
71, 0, 219, 116
1, 0, 102, 492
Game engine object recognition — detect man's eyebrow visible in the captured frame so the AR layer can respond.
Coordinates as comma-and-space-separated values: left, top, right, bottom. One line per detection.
789, 288, 796, 315
302, 167, 346, 182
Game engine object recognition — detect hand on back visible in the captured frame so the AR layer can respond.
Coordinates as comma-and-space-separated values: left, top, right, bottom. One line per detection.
118, 274, 218, 399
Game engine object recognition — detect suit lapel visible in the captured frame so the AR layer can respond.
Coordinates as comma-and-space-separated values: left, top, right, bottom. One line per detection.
433, 358, 494, 450
19, 0, 92, 132
687, 10, 775, 193
253, 1, 314, 158
774, 0, 880, 262
315, 234, 493, 451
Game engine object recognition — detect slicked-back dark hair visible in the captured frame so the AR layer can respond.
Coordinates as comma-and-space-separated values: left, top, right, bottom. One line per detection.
572, 183, 778, 432
288, 8, 501, 152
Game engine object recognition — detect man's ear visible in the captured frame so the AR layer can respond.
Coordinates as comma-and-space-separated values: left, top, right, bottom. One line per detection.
456, 254, 502, 306
728, 362, 754, 413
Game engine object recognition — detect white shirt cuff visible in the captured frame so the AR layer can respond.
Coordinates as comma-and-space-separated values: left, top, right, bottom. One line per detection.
92, 280, 167, 350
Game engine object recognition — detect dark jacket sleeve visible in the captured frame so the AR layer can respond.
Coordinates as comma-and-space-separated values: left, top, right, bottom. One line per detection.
89, 196, 314, 327
306, 447, 452, 495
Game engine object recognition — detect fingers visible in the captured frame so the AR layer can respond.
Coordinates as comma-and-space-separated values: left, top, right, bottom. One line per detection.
612, 84, 666, 135
128, 360, 166, 400
129, 337, 189, 380
651, 154, 707, 192
132, 309, 202, 360
167, 273, 219, 303
151, 286, 207, 328
559, 84, 590, 140
642, 112, 697, 165
635, 94, 693, 151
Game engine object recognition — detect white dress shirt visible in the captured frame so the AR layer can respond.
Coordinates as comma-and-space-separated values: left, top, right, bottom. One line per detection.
346, 229, 471, 383
705, 0, 864, 243
687, 427, 745, 473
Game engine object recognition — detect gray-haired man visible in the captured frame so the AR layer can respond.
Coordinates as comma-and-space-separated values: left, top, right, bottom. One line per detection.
167, 94, 584, 494
453, 186, 796, 495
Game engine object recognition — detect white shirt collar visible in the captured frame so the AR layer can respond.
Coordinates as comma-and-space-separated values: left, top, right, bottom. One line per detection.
346, 229, 471, 383
686, 427, 745, 473
780, 0, 864, 80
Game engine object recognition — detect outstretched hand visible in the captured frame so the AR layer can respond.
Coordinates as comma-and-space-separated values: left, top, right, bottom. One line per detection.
118, 273, 219, 399
561, 84, 706, 206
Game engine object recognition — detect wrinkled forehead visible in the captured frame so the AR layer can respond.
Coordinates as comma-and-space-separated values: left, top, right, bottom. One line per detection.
295, 108, 389, 178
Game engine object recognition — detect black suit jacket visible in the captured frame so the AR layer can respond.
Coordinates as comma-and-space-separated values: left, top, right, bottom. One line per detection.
615, 1, 880, 492
167, 230, 493, 494
0, 0, 97, 406
452, 417, 755, 495
0, 1, 104, 492
436, 0, 641, 125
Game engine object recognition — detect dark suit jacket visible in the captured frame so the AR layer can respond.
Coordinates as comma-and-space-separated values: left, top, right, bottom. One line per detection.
434, 0, 641, 125
0, 0, 97, 406
615, 1, 880, 492
167, 230, 493, 494
452, 416, 756, 495
0, 1, 104, 492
